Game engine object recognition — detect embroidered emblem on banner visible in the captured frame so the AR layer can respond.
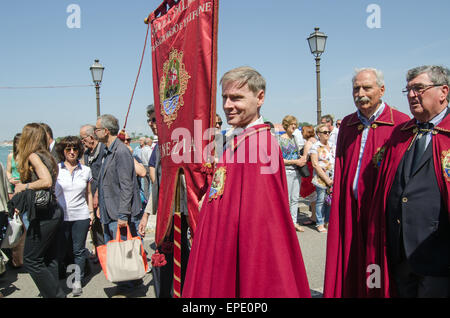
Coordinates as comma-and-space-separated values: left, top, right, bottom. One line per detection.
373, 146, 386, 168
208, 167, 227, 201
442, 150, 450, 182
159, 49, 191, 128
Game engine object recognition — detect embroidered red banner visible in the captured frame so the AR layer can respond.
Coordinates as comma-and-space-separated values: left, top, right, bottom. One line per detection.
149, 0, 219, 246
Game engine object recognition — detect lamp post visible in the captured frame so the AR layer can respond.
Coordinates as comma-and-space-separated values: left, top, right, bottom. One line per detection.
307, 27, 327, 125
90, 59, 105, 117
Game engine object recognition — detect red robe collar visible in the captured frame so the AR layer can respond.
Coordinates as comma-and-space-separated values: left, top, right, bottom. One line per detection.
346, 103, 397, 127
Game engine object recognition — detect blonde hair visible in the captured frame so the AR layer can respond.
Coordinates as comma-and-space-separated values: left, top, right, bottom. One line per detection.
17, 123, 50, 182
282, 115, 298, 130
220, 66, 266, 95
315, 124, 328, 135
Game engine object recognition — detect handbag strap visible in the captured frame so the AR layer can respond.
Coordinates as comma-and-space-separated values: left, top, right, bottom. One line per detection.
292, 135, 304, 156
114, 224, 133, 242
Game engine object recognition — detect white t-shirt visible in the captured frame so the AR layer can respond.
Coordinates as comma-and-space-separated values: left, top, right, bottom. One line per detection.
55, 162, 92, 221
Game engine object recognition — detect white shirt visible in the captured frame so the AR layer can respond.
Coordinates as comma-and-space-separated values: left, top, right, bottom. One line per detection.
352, 102, 385, 199
223, 116, 265, 150
293, 128, 305, 149
417, 106, 449, 149
55, 162, 92, 221
329, 127, 339, 146
244, 116, 264, 129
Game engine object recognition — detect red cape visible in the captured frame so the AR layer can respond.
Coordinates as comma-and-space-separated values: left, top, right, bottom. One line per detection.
365, 112, 450, 297
182, 124, 311, 298
324, 105, 410, 298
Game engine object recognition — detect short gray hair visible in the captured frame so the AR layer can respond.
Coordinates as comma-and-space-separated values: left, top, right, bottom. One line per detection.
80, 124, 98, 140
220, 66, 266, 95
321, 114, 334, 125
352, 68, 385, 87
98, 114, 119, 136
407, 65, 450, 102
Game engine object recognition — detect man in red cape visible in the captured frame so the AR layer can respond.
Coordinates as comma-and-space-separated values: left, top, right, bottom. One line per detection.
366, 65, 449, 297
324, 68, 409, 297
182, 66, 311, 298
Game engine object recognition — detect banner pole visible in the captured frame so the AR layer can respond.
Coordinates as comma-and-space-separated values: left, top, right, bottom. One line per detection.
173, 174, 182, 298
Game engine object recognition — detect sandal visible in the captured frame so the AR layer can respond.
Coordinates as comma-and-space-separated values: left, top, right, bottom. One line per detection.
295, 224, 305, 232
316, 225, 327, 233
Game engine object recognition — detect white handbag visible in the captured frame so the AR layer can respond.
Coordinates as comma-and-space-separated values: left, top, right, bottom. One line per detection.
0, 249, 8, 274
100, 225, 148, 283
1, 214, 24, 249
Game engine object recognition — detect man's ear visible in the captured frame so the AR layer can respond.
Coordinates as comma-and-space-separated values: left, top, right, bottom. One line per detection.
256, 90, 265, 108
440, 85, 449, 104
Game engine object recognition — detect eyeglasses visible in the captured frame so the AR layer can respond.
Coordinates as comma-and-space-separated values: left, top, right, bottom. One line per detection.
402, 84, 443, 95
94, 127, 105, 132
319, 131, 330, 135
80, 135, 90, 141
64, 147, 79, 152
216, 122, 222, 126
147, 118, 157, 124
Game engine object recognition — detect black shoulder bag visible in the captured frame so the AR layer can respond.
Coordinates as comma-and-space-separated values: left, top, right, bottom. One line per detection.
294, 138, 310, 178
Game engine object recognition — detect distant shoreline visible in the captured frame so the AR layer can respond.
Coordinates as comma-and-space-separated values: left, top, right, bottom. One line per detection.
1, 142, 12, 147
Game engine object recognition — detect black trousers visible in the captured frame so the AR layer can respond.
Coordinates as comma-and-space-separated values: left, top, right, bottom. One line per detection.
23, 206, 65, 298
90, 208, 105, 248
392, 260, 449, 298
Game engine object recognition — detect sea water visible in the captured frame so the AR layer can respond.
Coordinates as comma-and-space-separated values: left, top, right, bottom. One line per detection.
0, 145, 12, 169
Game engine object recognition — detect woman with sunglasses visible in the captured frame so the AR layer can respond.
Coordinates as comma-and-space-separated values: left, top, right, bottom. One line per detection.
310, 124, 336, 233
55, 136, 93, 296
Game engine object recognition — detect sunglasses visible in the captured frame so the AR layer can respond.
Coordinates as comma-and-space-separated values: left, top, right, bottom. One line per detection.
64, 147, 79, 152
147, 118, 157, 123
319, 131, 330, 135
217, 122, 223, 126
125, 138, 132, 142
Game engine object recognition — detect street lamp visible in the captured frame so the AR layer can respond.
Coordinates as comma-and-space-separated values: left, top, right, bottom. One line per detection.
307, 27, 327, 125
90, 59, 105, 117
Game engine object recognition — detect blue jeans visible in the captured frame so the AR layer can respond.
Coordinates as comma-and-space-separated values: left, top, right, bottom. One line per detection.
62, 219, 90, 280
316, 187, 330, 226
103, 217, 142, 243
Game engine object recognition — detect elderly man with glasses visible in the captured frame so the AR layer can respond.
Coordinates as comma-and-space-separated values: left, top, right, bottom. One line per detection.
80, 124, 106, 257
366, 65, 450, 298
324, 68, 410, 298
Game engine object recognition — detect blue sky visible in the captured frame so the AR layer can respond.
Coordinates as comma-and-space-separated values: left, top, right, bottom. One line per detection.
1, 0, 449, 141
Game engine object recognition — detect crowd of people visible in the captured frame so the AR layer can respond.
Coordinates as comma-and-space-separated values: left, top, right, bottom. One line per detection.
0, 64, 449, 298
